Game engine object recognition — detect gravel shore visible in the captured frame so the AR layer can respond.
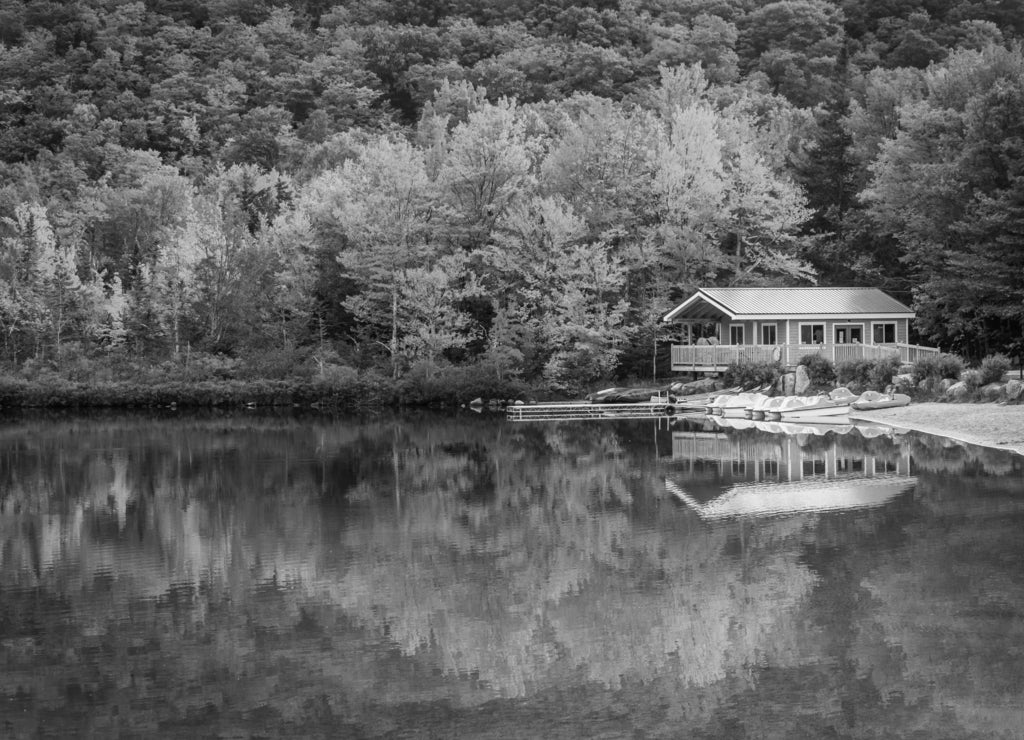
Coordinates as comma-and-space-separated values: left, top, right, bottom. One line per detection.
851, 402, 1024, 456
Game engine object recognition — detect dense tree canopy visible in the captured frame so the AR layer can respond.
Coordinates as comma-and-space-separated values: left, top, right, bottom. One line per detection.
1, 0, 1022, 388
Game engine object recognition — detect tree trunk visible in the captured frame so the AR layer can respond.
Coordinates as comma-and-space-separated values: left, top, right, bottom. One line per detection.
652, 334, 657, 381
391, 280, 399, 379
172, 307, 180, 358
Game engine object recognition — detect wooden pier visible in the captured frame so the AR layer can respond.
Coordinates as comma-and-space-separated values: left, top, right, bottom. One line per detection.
506, 393, 714, 422
506, 401, 674, 421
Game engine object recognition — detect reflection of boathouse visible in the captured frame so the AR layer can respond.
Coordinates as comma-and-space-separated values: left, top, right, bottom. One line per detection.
667, 426, 914, 520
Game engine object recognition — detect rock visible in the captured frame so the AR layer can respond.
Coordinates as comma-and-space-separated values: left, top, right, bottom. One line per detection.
945, 381, 969, 399
514, 399, 525, 406
939, 378, 955, 393
674, 377, 717, 395
469, 397, 484, 407
1006, 379, 1023, 401
892, 373, 916, 392
981, 382, 1005, 400
794, 365, 811, 394
778, 372, 796, 396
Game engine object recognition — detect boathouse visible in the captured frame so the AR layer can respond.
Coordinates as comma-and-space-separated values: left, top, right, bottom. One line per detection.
662, 287, 938, 373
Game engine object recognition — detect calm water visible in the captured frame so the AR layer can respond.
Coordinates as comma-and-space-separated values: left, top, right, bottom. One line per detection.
2, 410, 1024, 739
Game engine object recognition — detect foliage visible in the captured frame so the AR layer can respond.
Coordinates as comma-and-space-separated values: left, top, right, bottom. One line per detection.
961, 368, 984, 389
1, 0, 1024, 393
910, 353, 965, 384
861, 46, 1024, 359
393, 359, 532, 406
723, 359, 782, 389
978, 353, 1011, 385
835, 355, 901, 392
798, 353, 835, 386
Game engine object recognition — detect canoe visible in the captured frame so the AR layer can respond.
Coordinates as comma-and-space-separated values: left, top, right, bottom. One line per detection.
851, 391, 911, 411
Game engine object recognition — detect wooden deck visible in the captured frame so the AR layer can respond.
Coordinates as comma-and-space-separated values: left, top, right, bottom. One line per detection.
669, 342, 939, 372
506, 392, 715, 421
506, 401, 675, 421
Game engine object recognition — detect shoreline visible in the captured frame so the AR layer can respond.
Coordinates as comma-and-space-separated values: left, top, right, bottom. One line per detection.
851, 402, 1024, 456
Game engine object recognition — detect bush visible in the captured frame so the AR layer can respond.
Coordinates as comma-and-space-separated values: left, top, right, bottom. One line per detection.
724, 359, 783, 389
836, 356, 901, 392
798, 353, 835, 386
835, 358, 872, 391
867, 355, 902, 391
395, 360, 531, 406
911, 352, 964, 384
979, 353, 1011, 385
962, 368, 983, 388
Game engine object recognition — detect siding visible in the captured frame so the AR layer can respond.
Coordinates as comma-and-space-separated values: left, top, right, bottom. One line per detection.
726, 317, 909, 346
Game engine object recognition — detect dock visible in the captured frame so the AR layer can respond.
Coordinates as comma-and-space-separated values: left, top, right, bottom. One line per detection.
506, 394, 714, 422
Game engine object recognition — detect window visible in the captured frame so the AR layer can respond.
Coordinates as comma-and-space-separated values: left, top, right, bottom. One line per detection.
834, 325, 863, 344
729, 325, 744, 345
873, 322, 897, 343
800, 323, 825, 344
760, 323, 777, 345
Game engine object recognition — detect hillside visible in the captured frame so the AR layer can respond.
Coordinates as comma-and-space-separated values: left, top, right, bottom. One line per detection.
1, 0, 1022, 393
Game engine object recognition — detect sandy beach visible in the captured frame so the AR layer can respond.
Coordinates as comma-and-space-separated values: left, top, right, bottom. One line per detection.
851, 402, 1024, 456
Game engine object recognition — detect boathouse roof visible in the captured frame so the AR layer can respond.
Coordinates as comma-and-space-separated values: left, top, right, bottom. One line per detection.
662, 287, 915, 322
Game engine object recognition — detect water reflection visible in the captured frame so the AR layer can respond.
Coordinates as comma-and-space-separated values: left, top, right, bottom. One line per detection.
668, 417, 915, 519
0, 411, 1022, 738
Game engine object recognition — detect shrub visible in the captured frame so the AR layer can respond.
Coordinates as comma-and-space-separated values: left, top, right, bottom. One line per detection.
911, 352, 964, 384
867, 355, 902, 391
979, 353, 1011, 385
396, 360, 531, 405
798, 353, 835, 386
835, 359, 872, 390
836, 356, 901, 392
724, 360, 783, 389
962, 368, 983, 388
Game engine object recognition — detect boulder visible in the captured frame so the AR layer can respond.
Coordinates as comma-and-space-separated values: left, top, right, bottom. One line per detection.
1006, 379, 1023, 401
981, 382, 1005, 400
794, 365, 811, 394
945, 381, 970, 400
778, 372, 796, 396
939, 378, 956, 393
892, 373, 916, 392
673, 377, 718, 396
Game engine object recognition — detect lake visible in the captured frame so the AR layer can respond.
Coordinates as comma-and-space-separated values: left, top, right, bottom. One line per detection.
1, 410, 1023, 739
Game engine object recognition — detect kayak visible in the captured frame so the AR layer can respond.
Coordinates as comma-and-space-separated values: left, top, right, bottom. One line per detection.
851, 391, 911, 411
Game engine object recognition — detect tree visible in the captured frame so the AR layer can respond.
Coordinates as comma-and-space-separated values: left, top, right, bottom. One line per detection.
0, 202, 89, 365
398, 254, 479, 365
436, 98, 536, 251
737, 0, 846, 106
303, 136, 439, 377
862, 45, 1024, 357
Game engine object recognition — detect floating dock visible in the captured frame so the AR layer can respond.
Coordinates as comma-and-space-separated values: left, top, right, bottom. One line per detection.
506, 394, 714, 422
506, 401, 675, 421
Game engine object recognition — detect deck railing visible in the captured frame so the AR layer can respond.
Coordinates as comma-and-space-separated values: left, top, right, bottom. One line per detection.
670, 342, 940, 371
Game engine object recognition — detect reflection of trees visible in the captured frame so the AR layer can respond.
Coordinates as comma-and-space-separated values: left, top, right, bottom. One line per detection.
1, 413, 1022, 736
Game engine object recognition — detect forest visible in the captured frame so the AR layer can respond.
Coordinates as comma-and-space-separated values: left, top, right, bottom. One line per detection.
1, 0, 1023, 397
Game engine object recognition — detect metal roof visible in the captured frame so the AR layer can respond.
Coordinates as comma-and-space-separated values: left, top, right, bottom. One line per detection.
663, 287, 914, 322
